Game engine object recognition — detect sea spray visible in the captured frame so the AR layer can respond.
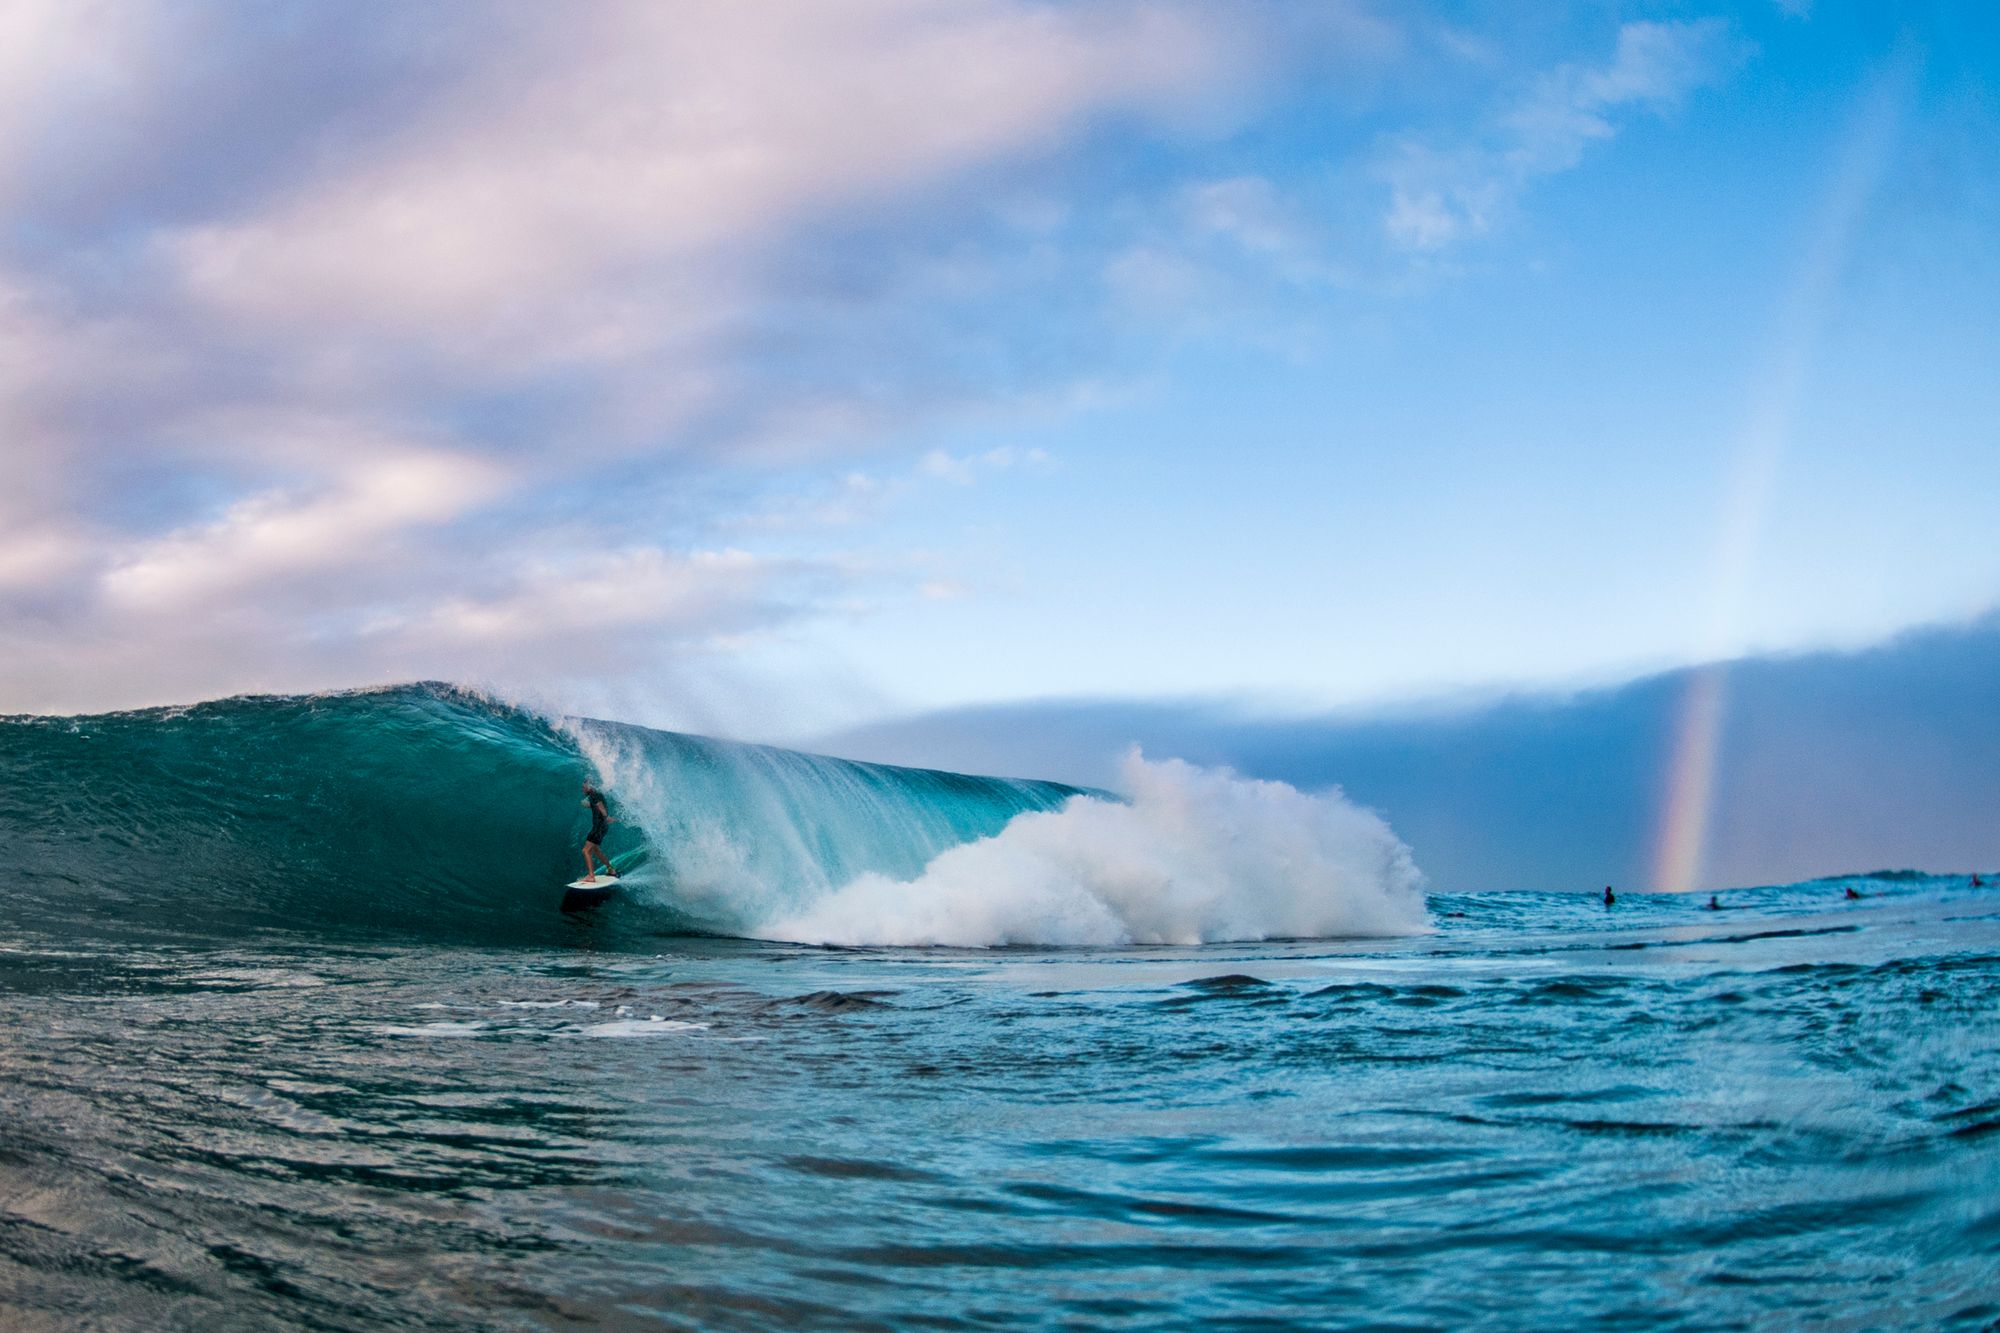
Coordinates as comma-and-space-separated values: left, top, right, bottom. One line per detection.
761, 752, 1430, 947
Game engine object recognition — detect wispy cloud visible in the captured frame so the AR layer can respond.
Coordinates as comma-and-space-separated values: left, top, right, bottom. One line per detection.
413, 547, 796, 650
161, 3, 1239, 363
102, 446, 508, 611
918, 446, 1051, 486
1382, 19, 1744, 251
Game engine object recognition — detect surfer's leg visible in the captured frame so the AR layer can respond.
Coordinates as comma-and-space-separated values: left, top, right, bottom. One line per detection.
585, 823, 615, 878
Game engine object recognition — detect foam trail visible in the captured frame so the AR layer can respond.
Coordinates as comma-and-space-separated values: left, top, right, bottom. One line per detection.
760, 753, 1429, 948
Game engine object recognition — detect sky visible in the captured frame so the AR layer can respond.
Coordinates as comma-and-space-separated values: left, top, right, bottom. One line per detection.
2, 0, 1997, 749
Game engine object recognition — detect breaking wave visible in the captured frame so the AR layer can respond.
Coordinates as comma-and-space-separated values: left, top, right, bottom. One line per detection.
0, 684, 1427, 947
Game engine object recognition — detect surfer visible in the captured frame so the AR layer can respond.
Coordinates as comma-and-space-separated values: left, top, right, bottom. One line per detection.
581, 782, 619, 884
1602, 885, 1615, 906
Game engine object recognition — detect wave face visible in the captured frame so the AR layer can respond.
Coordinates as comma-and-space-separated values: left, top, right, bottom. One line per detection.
0, 684, 1077, 945
0, 683, 1429, 947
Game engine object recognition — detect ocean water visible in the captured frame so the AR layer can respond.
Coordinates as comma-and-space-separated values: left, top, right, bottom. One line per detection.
2, 687, 1996, 1329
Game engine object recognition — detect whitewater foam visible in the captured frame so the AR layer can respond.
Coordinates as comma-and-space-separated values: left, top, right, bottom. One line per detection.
760, 753, 1429, 948
576, 1017, 709, 1038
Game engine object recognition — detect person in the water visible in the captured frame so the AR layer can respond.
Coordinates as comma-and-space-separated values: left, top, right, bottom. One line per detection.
1603, 885, 1615, 906
580, 782, 619, 884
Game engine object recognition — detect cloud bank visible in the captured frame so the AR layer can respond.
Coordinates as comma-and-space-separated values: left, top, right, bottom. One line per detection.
818, 612, 2000, 893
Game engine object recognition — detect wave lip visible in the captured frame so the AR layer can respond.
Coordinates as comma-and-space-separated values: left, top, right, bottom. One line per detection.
760, 753, 1430, 948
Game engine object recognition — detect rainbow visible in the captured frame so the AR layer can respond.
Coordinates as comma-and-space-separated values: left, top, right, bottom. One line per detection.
1648, 58, 1911, 893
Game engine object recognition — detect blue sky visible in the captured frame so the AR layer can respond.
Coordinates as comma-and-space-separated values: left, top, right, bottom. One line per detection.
778, 3, 2000, 719
1, 1, 1995, 743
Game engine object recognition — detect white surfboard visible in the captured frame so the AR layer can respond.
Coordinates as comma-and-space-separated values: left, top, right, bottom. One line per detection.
564, 877, 621, 891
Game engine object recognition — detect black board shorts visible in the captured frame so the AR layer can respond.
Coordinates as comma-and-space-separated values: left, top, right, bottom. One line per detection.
587, 821, 609, 846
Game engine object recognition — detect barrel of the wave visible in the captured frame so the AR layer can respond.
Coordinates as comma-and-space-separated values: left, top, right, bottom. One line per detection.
546, 716, 1086, 935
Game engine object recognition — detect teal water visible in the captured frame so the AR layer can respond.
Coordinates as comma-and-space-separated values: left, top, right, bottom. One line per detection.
1, 688, 1996, 1328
